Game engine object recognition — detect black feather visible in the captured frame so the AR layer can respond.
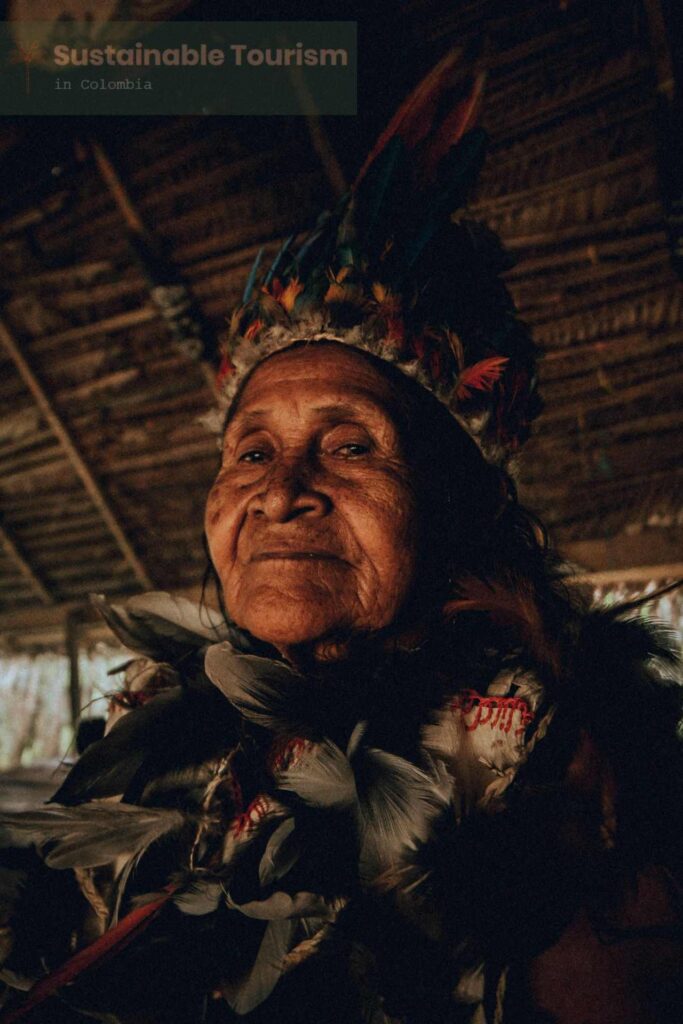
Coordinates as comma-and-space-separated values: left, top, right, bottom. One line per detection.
51, 685, 240, 806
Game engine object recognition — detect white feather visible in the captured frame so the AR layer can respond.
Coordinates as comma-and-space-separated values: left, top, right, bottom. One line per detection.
357, 748, 450, 875
278, 740, 357, 809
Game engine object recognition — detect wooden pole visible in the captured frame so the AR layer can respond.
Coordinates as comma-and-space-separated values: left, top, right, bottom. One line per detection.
0, 517, 53, 604
65, 609, 82, 729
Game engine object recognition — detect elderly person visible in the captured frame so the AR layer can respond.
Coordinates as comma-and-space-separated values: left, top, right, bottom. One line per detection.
1, 54, 681, 1024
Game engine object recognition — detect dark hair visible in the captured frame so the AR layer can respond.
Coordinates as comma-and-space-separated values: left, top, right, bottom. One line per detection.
348, 347, 575, 638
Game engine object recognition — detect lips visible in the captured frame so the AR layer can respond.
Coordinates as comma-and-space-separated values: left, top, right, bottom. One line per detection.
251, 550, 347, 563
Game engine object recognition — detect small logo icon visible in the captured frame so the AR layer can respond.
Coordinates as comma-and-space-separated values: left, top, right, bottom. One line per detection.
11, 40, 44, 96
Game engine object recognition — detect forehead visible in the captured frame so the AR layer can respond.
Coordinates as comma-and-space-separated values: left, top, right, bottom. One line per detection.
230, 343, 402, 420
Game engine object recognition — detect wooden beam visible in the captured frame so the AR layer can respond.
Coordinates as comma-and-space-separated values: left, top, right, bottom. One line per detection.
527, 408, 683, 453
504, 230, 667, 279
502, 203, 662, 251
541, 329, 672, 364
0, 316, 153, 589
0, 583, 209, 637
0, 518, 53, 605
537, 370, 683, 424
561, 529, 683, 577
571, 563, 683, 586
30, 307, 158, 353
90, 139, 146, 235
469, 148, 656, 215
89, 138, 218, 369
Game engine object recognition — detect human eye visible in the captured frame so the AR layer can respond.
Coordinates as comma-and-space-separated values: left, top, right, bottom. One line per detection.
322, 424, 373, 459
334, 441, 371, 458
238, 448, 269, 463
231, 430, 274, 465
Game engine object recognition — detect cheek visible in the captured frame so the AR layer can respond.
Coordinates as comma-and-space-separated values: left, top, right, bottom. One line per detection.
205, 478, 241, 567
370, 509, 417, 578
347, 479, 418, 583
204, 481, 225, 544
205, 489, 224, 531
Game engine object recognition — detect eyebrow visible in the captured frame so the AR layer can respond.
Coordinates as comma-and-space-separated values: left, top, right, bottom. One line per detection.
225, 395, 403, 452
311, 403, 374, 417
232, 410, 267, 424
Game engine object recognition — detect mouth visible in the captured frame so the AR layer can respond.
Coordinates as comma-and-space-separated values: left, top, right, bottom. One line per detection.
251, 550, 347, 563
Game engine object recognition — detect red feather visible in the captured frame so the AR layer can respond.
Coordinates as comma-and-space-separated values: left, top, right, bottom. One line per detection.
420, 70, 486, 182
455, 356, 509, 401
354, 47, 464, 188
215, 352, 234, 388
1, 886, 177, 1023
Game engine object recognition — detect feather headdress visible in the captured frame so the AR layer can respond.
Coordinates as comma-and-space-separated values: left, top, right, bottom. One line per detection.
213, 50, 540, 464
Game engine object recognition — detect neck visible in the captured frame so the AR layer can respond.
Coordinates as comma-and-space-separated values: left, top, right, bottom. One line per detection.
276, 621, 429, 672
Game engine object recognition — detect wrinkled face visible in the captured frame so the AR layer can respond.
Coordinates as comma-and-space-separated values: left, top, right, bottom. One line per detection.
205, 343, 419, 654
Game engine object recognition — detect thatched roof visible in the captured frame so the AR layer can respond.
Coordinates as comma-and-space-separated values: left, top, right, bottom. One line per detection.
0, 0, 681, 649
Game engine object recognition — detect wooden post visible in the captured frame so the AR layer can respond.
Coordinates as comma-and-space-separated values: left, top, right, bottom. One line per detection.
65, 608, 83, 730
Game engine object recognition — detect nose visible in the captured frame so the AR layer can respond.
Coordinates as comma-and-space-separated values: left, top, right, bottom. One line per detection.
249, 456, 330, 523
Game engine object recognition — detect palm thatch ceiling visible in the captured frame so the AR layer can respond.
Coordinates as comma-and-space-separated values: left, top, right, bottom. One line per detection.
0, 0, 681, 648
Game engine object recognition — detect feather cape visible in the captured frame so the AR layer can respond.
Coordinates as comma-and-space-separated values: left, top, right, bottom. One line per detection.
0, 590, 680, 1024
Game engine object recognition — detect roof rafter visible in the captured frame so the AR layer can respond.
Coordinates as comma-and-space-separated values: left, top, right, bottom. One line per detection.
0, 517, 53, 605
0, 316, 153, 590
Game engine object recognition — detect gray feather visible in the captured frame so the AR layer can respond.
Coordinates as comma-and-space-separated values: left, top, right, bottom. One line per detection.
204, 644, 305, 728
358, 749, 449, 873
174, 878, 224, 916
277, 732, 447, 874
229, 918, 297, 1015
278, 740, 357, 809
0, 803, 186, 869
228, 889, 329, 921
258, 817, 299, 887
92, 591, 231, 660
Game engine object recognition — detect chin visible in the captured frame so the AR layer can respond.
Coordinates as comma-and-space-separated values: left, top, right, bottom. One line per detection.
234, 597, 349, 650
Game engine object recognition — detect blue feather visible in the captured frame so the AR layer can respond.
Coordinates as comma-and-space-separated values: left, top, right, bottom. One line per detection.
294, 198, 349, 274
242, 246, 264, 304
336, 245, 357, 268
263, 234, 294, 287
294, 225, 328, 269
